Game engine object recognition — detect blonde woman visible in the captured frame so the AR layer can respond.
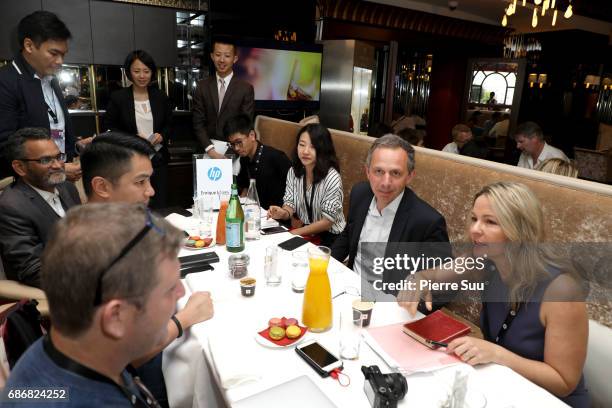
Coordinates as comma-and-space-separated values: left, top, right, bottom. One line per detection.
399, 182, 588, 407
536, 158, 579, 178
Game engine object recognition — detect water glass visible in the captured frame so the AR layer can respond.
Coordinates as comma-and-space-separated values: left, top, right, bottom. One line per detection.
193, 196, 213, 238
291, 250, 309, 293
264, 246, 281, 285
339, 308, 363, 360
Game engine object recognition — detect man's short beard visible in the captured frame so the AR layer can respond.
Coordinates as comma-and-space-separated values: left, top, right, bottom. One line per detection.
46, 172, 66, 186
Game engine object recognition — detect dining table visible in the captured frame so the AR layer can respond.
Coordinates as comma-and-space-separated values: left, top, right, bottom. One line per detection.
161, 211, 569, 408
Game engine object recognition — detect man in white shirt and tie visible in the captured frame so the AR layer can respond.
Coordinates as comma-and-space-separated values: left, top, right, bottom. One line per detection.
514, 121, 568, 170
193, 39, 255, 159
0, 128, 81, 287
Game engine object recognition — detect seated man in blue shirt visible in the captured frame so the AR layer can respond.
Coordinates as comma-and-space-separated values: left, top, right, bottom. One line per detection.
2, 203, 186, 407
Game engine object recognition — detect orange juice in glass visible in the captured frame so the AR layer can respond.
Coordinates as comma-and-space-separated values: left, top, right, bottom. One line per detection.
302, 246, 332, 332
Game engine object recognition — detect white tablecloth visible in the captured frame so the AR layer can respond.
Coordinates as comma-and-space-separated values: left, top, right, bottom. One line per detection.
163, 214, 568, 408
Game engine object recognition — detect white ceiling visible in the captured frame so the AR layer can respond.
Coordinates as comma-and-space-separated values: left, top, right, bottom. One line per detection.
368, 0, 612, 35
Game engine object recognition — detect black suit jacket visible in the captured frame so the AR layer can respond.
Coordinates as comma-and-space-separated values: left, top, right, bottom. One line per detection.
0, 179, 81, 287
0, 55, 76, 177
332, 182, 451, 296
192, 75, 254, 149
103, 85, 173, 162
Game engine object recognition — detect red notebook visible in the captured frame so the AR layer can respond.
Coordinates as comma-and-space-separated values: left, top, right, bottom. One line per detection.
402, 310, 470, 348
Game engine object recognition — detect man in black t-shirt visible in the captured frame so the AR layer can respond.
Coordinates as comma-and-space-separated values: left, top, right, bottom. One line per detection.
224, 114, 291, 209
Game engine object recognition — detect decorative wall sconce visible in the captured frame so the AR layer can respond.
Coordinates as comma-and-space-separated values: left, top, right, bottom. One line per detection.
528, 73, 548, 88
584, 75, 601, 89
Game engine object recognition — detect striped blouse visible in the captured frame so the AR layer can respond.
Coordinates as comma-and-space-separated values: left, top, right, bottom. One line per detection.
283, 167, 346, 235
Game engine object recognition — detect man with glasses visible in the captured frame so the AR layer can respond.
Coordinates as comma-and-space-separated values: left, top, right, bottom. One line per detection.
224, 114, 291, 209
0, 127, 81, 287
2, 203, 185, 407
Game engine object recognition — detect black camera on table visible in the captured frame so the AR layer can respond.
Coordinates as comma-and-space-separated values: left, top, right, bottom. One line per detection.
361, 365, 408, 408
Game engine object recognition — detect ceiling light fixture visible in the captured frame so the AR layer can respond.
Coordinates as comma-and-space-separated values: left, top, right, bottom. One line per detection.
501, 0, 572, 28
564, 3, 573, 18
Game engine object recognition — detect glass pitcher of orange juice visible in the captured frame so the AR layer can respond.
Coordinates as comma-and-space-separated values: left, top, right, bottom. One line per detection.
302, 246, 332, 332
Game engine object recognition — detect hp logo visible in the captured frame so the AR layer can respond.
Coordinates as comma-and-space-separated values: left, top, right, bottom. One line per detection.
207, 167, 222, 181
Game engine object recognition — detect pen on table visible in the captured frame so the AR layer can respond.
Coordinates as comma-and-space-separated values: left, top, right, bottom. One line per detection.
427, 339, 448, 348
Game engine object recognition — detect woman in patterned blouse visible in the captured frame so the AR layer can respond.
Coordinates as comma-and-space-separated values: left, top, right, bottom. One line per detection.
267, 124, 346, 247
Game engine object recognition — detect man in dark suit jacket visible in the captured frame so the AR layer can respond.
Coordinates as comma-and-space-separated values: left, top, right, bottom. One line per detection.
193, 39, 254, 159
332, 135, 451, 303
0, 128, 81, 287
0, 11, 82, 181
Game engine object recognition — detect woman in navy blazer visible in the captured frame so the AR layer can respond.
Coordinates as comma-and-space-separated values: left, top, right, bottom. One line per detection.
104, 50, 173, 209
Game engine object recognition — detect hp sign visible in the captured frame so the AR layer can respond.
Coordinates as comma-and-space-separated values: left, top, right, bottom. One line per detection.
207, 167, 222, 181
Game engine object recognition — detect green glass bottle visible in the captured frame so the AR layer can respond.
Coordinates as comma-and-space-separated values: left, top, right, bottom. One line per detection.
225, 183, 245, 252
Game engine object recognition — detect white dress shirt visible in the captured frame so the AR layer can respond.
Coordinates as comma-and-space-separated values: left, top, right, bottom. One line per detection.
204, 72, 234, 153
216, 71, 233, 95
28, 184, 65, 217
134, 99, 154, 138
353, 190, 404, 279
517, 142, 568, 169
442, 142, 459, 154
39, 75, 66, 153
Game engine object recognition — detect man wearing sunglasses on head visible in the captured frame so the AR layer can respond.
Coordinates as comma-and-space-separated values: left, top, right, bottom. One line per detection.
2, 203, 185, 407
0, 127, 81, 287
80, 131, 214, 407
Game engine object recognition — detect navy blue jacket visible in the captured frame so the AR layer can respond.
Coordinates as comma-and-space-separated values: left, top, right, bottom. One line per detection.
0, 55, 76, 177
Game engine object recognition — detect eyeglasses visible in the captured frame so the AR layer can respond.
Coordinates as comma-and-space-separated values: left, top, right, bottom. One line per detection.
227, 139, 245, 150
19, 153, 66, 165
93, 209, 165, 306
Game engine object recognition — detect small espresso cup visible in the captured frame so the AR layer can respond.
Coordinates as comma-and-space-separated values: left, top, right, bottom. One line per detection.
352, 299, 375, 327
240, 277, 256, 297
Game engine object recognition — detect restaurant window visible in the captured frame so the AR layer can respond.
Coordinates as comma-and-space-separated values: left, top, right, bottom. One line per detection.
469, 63, 517, 107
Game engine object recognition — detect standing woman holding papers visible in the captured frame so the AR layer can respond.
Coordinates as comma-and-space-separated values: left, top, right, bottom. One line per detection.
105, 50, 173, 209
268, 124, 345, 247
399, 182, 589, 407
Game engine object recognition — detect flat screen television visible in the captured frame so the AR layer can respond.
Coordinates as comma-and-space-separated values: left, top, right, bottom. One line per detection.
233, 42, 322, 109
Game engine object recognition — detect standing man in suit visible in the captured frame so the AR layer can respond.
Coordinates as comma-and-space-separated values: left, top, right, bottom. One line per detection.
331, 135, 451, 303
0, 11, 85, 182
193, 39, 254, 159
0, 128, 81, 287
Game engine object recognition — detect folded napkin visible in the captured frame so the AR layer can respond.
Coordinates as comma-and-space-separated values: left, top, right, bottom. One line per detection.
207, 332, 262, 389
165, 213, 194, 232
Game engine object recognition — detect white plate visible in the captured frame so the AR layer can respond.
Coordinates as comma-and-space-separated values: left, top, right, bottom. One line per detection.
183, 238, 216, 250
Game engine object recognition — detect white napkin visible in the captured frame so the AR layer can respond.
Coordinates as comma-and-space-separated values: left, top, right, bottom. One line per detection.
165, 213, 194, 232
258, 208, 280, 229
207, 332, 262, 389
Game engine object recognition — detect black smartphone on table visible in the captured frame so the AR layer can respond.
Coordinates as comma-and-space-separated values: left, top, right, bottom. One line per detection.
261, 225, 289, 235
277, 236, 308, 251
295, 340, 343, 378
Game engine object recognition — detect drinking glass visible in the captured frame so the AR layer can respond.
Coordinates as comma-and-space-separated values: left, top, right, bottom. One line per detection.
264, 246, 281, 285
339, 307, 363, 360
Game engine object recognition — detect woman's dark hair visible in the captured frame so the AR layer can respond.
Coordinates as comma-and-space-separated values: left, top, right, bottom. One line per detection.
124, 50, 157, 83
292, 124, 339, 184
